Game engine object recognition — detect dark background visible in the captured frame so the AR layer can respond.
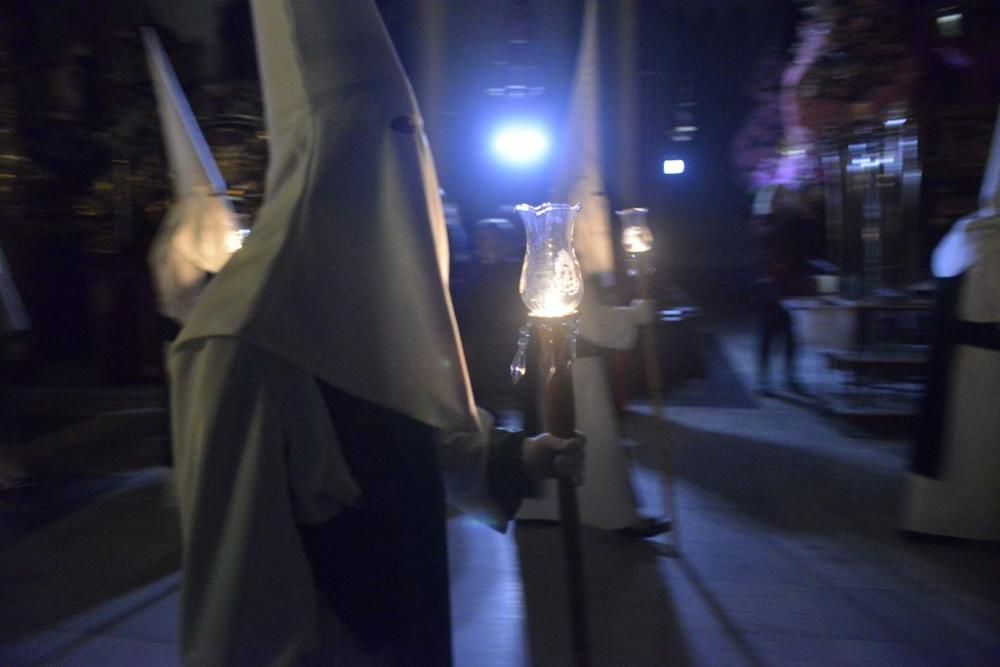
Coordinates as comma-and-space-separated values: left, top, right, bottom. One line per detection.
0, 0, 997, 384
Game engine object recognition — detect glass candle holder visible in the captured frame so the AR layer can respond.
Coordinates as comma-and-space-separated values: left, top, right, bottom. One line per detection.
616, 207, 653, 254
515, 202, 583, 318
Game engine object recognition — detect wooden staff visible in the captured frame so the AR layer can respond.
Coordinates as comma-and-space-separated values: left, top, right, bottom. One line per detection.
536, 316, 589, 667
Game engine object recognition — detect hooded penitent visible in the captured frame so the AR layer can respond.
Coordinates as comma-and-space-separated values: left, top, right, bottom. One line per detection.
518, 0, 655, 531
142, 28, 240, 324
168, 3, 510, 662
904, 103, 1000, 542
553, 0, 615, 281
177, 0, 477, 433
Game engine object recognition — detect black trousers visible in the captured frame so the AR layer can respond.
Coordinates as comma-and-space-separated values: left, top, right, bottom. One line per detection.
299, 382, 452, 666
757, 296, 797, 384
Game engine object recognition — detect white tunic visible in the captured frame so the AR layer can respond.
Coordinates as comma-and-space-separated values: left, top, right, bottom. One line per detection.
170, 338, 359, 665
169, 3, 501, 661
518, 299, 648, 530
170, 336, 504, 664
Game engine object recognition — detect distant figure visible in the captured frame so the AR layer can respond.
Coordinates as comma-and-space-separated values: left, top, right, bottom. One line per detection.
142, 28, 241, 330
142, 29, 242, 482
750, 184, 810, 395
902, 106, 1000, 542
453, 219, 523, 413
518, 277, 667, 537
514, 0, 666, 538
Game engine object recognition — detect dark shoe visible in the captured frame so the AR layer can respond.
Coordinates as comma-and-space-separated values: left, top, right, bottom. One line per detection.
617, 517, 672, 539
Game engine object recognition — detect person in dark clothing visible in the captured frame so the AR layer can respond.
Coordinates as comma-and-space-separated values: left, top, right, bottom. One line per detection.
453, 219, 524, 414
751, 184, 811, 395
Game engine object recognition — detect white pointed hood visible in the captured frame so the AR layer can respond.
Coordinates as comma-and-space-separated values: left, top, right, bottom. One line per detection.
176, 0, 478, 432
932, 105, 1000, 278
143, 28, 240, 322
553, 0, 615, 280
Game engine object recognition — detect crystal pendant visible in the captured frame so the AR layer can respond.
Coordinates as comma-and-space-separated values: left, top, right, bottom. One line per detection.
509, 324, 532, 384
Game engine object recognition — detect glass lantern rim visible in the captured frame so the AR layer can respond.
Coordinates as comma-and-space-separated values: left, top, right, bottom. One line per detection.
515, 202, 582, 215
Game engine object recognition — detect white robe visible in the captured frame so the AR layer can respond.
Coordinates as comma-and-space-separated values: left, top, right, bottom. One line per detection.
903, 216, 1000, 541
170, 336, 506, 665
518, 300, 647, 530
168, 3, 516, 663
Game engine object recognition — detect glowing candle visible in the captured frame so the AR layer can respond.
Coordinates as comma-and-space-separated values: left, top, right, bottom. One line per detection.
515, 203, 583, 318
616, 207, 653, 254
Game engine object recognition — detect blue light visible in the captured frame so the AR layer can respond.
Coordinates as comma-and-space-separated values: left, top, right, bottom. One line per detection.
491, 124, 551, 166
662, 159, 685, 175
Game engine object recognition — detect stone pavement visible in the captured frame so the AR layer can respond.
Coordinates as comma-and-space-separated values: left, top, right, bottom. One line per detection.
1, 326, 998, 666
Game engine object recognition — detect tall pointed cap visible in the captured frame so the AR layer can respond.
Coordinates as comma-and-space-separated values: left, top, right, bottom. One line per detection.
142, 27, 240, 318
141, 28, 227, 198
177, 0, 478, 433
553, 0, 615, 279
249, 0, 412, 144
979, 104, 1000, 215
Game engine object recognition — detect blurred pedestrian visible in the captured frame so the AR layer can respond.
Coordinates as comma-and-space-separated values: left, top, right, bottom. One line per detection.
750, 184, 811, 395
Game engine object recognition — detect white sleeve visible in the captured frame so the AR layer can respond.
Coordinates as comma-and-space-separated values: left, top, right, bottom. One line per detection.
436, 407, 509, 530
578, 300, 646, 351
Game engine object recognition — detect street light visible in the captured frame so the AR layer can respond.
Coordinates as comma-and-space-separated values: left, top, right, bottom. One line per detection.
491, 123, 551, 167
662, 159, 685, 175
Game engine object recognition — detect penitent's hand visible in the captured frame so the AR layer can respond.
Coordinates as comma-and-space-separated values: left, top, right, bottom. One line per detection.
522, 432, 585, 485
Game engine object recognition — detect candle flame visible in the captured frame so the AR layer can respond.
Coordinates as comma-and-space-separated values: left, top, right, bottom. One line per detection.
530, 287, 578, 318
525, 250, 581, 317
622, 225, 652, 254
